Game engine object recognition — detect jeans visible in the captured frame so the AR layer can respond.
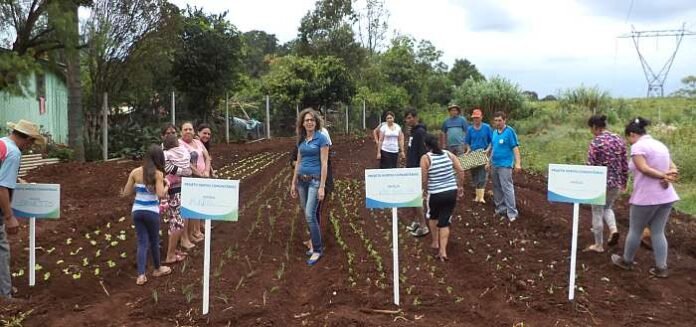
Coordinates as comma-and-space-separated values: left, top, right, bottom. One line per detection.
0, 225, 11, 298
590, 187, 620, 245
623, 202, 674, 269
133, 210, 162, 275
491, 167, 518, 219
297, 179, 323, 253
470, 165, 487, 188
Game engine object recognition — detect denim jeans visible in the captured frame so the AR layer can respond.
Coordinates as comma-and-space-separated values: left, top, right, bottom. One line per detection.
491, 167, 518, 219
297, 179, 323, 253
0, 225, 11, 298
133, 210, 162, 275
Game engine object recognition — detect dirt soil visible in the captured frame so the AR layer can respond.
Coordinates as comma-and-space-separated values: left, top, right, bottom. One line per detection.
1, 135, 695, 326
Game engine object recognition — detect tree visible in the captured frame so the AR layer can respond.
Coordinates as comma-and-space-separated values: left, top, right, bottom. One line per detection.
172, 6, 243, 120
449, 58, 484, 86
296, 0, 366, 72
357, 0, 389, 55
241, 30, 280, 78
522, 90, 538, 101
671, 75, 696, 98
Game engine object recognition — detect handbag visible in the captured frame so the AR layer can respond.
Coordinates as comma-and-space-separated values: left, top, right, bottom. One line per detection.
457, 150, 488, 170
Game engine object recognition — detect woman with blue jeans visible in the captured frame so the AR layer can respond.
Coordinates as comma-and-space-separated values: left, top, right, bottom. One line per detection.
290, 108, 329, 266
122, 145, 173, 285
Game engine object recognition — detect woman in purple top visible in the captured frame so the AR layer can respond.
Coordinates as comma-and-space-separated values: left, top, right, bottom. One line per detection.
611, 117, 679, 278
584, 115, 628, 253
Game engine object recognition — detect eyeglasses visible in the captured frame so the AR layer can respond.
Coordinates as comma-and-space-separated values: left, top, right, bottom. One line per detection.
304, 118, 315, 122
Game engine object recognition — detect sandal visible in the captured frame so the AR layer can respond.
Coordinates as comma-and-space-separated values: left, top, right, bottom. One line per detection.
164, 254, 185, 264
136, 275, 148, 285
434, 254, 449, 262
175, 250, 188, 257
152, 266, 172, 277
181, 242, 196, 250
307, 252, 322, 266
583, 244, 604, 253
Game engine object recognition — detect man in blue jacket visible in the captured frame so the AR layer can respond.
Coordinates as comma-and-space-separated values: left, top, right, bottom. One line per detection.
404, 110, 429, 237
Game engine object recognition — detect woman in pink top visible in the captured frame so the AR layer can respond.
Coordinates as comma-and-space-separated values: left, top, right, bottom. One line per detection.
180, 122, 212, 246
611, 117, 679, 278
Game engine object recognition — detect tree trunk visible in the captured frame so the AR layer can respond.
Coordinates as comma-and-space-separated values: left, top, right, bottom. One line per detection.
66, 3, 85, 162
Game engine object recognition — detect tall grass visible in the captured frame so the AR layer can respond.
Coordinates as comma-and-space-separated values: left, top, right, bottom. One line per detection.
518, 98, 696, 215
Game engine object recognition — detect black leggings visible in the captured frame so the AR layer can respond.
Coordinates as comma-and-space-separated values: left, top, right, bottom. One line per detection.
379, 150, 398, 169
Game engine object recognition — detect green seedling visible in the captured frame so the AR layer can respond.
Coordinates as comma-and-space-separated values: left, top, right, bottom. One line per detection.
120, 252, 127, 259
66, 238, 72, 245
43, 272, 51, 281
107, 260, 116, 268
56, 259, 64, 265
72, 273, 81, 280
46, 247, 56, 254
110, 241, 119, 247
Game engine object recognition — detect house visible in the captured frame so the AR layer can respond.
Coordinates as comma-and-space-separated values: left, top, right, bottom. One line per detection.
0, 59, 68, 144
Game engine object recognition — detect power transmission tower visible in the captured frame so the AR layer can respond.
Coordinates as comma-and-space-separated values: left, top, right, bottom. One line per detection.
618, 24, 696, 97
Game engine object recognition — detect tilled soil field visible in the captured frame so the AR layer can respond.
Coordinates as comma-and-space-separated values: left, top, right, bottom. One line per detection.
1, 136, 695, 326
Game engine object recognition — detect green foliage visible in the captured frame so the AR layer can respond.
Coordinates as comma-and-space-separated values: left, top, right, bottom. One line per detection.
0, 51, 42, 96
241, 30, 284, 78
559, 85, 611, 114
453, 76, 525, 118
449, 58, 484, 86
108, 120, 161, 159
173, 6, 243, 118
519, 97, 696, 214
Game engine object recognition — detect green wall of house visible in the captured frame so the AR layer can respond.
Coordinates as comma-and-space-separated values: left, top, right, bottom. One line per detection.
0, 71, 68, 144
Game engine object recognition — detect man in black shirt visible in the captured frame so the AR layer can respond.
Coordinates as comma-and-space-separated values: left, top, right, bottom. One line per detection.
404, 110, 429, 237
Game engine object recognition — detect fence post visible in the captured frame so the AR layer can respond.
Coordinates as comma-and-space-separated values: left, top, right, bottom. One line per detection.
266, 95, 271, 139
171, 91, 176, 126
362, 99, 366, 130
345, 105, 349, 134
225, 93, 230, 143
102, 92, 108, 161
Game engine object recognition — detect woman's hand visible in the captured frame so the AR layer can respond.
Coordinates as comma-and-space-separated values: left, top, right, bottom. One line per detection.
399, 151, 405, 160
457, 186, 464, 198
318, 187, 325, 201
376, 152, 381, 160
290, 184, 297, 199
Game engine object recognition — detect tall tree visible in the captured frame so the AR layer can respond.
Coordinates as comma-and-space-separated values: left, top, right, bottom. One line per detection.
449, 58, 485, 86
241, 30, 280, 78
357, 0, 389, 55
172, 6, 243, 120
297, 0, 365, 72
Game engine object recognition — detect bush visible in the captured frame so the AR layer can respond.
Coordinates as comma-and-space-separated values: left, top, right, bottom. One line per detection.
453, 76, 525, 119
559, 85, 611, 114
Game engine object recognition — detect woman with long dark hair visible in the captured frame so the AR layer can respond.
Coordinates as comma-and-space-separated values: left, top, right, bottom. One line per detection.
121, 145, 172, 285
421, 134, 465, 261
180, 122, 211, 245
290, 108, 329, 266
376, 111, 405, 168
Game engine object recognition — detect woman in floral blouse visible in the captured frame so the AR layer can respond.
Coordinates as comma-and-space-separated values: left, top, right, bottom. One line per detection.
585, 115, 628, 253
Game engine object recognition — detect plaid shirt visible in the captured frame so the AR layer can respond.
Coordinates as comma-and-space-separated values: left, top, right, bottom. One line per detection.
587, 131, 628, 189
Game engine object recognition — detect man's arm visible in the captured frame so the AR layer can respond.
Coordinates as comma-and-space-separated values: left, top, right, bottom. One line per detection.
0, 187, 18, 234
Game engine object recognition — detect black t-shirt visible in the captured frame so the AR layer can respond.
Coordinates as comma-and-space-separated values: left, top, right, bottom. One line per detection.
406, 123, 427, 168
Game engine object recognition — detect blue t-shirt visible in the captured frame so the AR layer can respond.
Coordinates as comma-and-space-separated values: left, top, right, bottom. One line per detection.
465, 123, 492, 151
441, 116, 468, 146
491, 126, 519, 168
297, 132, 330, 176
0, 137, 21, 190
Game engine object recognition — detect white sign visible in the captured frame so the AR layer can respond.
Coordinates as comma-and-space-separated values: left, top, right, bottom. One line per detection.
12, 183, 60, 219
548, 164, 607, 205
365, 168, 422, 208
180, 178, 239, 221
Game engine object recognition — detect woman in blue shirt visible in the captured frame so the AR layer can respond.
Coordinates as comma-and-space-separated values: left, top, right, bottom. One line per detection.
290, 108, 330, 266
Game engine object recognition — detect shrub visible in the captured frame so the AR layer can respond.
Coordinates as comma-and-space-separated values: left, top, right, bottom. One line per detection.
453, 76, 525, 119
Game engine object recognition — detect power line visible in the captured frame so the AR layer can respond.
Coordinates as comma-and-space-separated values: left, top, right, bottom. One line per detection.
618, 23, 696, 97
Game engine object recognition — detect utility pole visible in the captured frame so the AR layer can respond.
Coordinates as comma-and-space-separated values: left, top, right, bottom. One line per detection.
618, 24, 696, 97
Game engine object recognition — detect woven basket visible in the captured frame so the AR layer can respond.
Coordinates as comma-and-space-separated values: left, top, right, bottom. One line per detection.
457, 150, 488, 170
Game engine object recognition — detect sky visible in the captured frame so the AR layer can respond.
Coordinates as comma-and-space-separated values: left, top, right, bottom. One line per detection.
169, 0, 696, 98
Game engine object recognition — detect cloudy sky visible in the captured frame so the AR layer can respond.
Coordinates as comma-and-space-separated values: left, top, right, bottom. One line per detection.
170, 0, 696, 98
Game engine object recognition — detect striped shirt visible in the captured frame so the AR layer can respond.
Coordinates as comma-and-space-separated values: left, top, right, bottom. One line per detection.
132, 183, 159, 213
426, 151, 458, 194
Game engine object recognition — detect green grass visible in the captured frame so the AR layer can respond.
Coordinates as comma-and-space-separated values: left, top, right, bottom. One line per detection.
516, 98, 696, 215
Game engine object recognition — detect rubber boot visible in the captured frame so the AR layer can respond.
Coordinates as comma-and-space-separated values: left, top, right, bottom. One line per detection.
476, 189, 486, 203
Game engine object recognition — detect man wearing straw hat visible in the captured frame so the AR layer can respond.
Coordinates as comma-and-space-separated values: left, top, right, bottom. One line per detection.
0, 119, 45, 300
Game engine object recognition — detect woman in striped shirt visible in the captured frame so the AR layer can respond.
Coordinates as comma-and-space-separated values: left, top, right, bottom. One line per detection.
420, 134, 465, 261
122, 145, 173, 285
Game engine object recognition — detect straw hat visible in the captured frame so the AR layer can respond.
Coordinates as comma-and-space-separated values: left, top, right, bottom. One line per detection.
7, 120, 46, 145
